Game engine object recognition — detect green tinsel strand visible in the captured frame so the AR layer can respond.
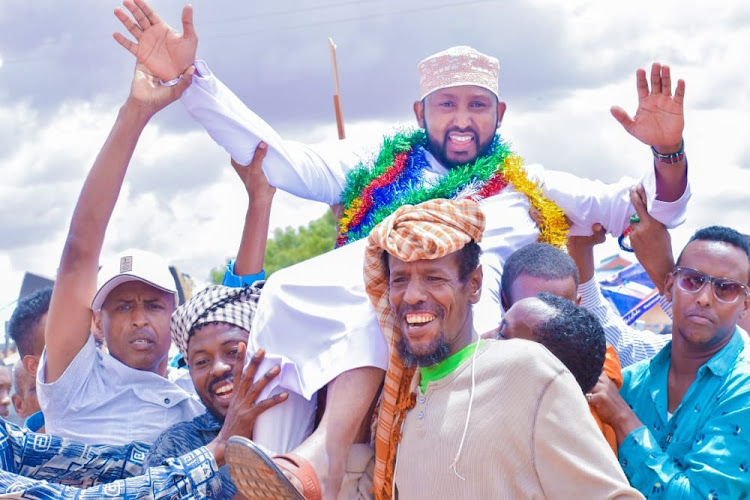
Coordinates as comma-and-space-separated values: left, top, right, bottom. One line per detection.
340, 130, 425, 207
340, 131, 514, 241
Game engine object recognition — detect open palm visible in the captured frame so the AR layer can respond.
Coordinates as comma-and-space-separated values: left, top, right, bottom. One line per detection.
611, 63, 685, 151
114, 0, 197, 82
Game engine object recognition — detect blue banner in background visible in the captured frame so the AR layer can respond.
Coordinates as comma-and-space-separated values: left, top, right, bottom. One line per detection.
599, 261, 660, 325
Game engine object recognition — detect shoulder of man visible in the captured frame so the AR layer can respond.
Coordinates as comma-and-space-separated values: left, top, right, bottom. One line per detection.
481, 338, 568, 379
145, 415, 208, 467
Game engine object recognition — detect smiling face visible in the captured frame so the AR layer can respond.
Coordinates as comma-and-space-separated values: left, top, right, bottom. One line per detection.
96, 280, 174, 375
387, 251, 482, 366
413, 85, 506, 169
186, 323, 249, 422
667, 240, 750, 352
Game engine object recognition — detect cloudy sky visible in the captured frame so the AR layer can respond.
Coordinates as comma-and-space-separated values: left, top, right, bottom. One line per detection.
1, 0, 749, 323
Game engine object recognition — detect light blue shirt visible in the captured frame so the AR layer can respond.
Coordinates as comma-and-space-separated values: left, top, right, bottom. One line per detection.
619, 328, 750, 498
38, 335, 205, 445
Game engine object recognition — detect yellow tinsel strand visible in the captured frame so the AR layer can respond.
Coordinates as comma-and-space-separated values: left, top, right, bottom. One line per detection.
501, 155, 570, 249
338, 198, 363, 234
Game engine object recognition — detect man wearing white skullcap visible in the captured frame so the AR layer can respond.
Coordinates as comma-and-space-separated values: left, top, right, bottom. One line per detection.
117, 2, 689, 497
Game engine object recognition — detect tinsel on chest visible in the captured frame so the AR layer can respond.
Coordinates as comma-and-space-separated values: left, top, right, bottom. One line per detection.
336, 129, 569, 248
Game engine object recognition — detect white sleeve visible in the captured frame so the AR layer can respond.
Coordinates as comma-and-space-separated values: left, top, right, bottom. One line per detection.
578, 277, 670, 368
532, 162, 691, 237
37, 335, 97, 429
179, 61, 363, 205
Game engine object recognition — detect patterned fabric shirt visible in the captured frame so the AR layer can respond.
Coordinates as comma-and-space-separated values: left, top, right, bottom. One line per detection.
147, 411, 236, 499
619, 328, 750, 498
0, 418, 220, 499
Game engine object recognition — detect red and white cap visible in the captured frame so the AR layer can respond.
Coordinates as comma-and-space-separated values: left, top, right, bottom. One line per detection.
91, 248, 177, 311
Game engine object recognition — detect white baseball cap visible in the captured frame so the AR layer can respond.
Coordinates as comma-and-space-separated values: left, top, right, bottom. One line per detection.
92, 248, 178, 311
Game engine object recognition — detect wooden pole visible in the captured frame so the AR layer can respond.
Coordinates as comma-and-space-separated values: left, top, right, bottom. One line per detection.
329, 37, 345, 140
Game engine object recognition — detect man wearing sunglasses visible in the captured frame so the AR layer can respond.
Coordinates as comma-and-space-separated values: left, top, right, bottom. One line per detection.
588, 225, 750, 497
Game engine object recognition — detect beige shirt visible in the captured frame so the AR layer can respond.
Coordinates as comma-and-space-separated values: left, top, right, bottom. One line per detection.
394, 339, 643, 499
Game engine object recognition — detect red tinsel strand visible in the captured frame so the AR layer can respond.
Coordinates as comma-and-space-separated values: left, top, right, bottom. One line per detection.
472, 172, 508, 200
346, 152, 410, 228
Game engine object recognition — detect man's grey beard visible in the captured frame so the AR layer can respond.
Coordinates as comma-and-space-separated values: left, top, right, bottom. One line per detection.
398, 336, 451, 367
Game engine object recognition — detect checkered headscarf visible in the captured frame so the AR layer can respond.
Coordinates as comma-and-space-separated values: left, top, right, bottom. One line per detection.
170, 283, 264, 359
364, 198, 485, 500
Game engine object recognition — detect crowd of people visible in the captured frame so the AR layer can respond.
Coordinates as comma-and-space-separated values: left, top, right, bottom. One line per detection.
2, 0, 749, 498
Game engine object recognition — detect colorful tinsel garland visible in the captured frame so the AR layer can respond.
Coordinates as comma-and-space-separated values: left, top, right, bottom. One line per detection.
336, 129, 569, 248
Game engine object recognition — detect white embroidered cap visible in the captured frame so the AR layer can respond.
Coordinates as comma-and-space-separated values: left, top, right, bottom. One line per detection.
418, 46, 499, 100
92, 248, 178, 311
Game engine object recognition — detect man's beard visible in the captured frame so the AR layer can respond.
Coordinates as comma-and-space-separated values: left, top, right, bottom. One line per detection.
424, 124, 496, 170
397, 335, 451, 367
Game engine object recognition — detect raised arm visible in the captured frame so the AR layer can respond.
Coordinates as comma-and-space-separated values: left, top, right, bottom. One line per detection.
540, 63, 689, 239
114, 0, 360, 206
43, 64, 192, 382
628, 184, 675, 295
611, 62, 687, 203
567, 223, 669, 367
221, 143, 275, 285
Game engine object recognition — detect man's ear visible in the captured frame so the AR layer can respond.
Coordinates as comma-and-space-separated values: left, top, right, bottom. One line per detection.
22, 355, 39, 377
500, 290, 510, 312
469, 265, 483, 304
413, 100, 426, 129
496, 101, 507, 128
93, 311, 105, 337
11, 394, 26, 418
664, 272, 675, 302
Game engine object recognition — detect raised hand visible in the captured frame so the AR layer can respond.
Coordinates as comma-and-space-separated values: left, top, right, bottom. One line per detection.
127, 63, 193, 117
611, 62, 685, 153
628, 184, 674, 294
566, 222, 606, 283
231, 142, 276, 204
587, 372, 642, 445
208, 345, 288, 466
113, 0, 197, 82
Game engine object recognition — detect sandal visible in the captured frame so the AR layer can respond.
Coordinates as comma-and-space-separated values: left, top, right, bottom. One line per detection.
226, 436, 321, 500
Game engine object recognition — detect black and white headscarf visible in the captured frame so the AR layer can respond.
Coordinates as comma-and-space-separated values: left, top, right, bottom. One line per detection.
170, 282, 264, 359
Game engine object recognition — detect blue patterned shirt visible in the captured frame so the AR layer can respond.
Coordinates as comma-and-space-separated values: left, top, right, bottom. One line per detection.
147, 411, 236, 498
0, 419, 220, 498
619, 328, 750, 498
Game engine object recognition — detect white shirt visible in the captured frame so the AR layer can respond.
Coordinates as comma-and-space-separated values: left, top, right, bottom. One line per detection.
38, 335, 205, 445
178, 62, 691, 400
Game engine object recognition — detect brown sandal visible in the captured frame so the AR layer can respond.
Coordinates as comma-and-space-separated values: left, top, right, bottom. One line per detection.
226, 436, 321, 500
